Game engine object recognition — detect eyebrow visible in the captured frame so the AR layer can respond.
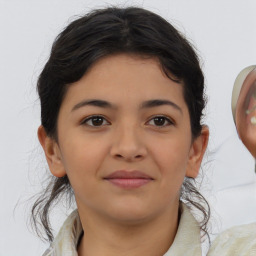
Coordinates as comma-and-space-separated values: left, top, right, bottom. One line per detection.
140, 99, 182, 113
72, 99, 182, 113
72, 99, 117, 111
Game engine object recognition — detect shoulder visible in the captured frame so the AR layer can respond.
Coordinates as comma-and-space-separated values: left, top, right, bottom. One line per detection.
207, 223, 256, 256
42, 209, 82, 256
164, 203, 202, 255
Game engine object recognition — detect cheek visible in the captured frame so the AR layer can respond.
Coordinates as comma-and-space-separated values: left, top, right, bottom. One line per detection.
59, 133, 108, 181
59, 139, 109, 205
151, 136, 190, 189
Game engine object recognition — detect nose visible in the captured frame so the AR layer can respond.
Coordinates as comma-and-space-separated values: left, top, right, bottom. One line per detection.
110, 123, 147, 162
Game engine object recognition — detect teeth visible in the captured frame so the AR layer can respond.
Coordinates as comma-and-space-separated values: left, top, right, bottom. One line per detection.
251, 116, 256, 125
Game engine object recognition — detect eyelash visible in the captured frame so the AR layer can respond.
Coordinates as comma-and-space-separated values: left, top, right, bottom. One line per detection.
81, 115, 110, 127
147, 116, 174, 127
80, 115, 174, 127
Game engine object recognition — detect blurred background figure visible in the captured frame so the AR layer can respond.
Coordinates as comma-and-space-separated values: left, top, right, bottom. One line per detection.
206, 66, 256, 240
207, 66, 256, 255
232, 65, 256, 161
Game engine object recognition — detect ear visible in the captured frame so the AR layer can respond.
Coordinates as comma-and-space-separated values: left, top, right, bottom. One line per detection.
186, 126, 209, 178
37, 125, 66, 177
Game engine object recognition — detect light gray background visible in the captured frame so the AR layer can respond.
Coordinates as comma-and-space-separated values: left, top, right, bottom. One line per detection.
1, 0, 256, 255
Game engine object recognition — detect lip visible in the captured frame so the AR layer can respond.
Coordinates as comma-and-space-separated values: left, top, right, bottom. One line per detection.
104, 170, 154, 189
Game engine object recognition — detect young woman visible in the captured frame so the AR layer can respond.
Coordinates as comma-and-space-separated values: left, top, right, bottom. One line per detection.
32, 7, 210, 256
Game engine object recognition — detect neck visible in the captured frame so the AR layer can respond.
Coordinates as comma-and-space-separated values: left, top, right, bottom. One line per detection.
77, 202, 180, 256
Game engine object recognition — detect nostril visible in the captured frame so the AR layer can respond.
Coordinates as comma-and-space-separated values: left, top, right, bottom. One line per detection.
114, 154, 143, 160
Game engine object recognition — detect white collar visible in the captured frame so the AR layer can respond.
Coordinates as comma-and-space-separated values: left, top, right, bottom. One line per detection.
43, 203, 201, 256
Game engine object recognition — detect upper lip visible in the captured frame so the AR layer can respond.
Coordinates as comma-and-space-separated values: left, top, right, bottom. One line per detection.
104, 170, 153, 179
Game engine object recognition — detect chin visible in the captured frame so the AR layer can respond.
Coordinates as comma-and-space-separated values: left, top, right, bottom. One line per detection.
103, 200, 157, 224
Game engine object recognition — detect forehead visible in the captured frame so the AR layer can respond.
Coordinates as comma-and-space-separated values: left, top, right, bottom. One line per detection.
61, 54, 186, 110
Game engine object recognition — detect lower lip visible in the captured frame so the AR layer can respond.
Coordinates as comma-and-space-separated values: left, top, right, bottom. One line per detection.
105, 178, 152, 189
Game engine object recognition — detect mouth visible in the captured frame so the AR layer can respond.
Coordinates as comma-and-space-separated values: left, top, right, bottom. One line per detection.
103, 170, 154, 189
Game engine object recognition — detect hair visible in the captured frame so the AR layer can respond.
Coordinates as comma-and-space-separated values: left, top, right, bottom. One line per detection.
32, 6, 210, 243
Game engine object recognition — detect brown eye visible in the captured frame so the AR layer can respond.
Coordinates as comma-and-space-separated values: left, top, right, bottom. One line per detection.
81, 115, 110, 127
147, 116, 173, 127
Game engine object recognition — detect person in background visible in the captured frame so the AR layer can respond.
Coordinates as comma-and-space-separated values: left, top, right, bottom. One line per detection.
207, 66, 256, 256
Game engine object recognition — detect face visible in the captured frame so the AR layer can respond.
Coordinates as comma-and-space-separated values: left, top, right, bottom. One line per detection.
236, 69, 256, 158
39, 54, 208, 224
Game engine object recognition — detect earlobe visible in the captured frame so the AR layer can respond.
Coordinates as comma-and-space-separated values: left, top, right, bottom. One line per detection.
186, 126, 209, 178
37, 125, 66, 178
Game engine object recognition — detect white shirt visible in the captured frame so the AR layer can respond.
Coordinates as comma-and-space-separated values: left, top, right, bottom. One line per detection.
207, 223, 256, 256
42, 203, 202, 256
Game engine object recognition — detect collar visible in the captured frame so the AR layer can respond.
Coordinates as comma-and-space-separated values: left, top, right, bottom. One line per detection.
163, 203, 202, 255
43, 203, 201, 256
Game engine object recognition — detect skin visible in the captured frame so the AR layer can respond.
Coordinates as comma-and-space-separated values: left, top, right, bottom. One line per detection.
38, 54, 209, 256
236, 69, 256, 158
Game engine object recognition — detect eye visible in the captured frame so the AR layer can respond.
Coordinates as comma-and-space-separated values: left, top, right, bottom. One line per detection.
147, 116, 174, 127
81, 115, 110, 127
